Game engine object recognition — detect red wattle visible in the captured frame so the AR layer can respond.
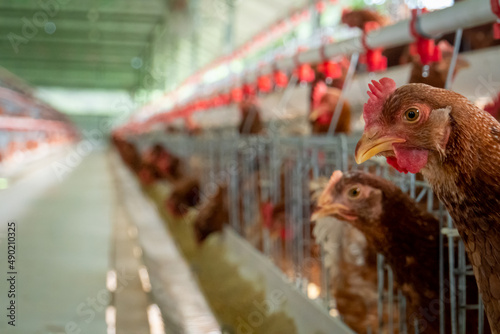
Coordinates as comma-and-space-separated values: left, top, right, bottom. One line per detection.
390, 146, 429, 174
386, 156, 408, 174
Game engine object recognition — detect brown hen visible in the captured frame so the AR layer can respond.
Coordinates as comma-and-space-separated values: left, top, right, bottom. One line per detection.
310, 83, 351, 135
165, 176, 201, 217
193, 184, 229, 243
238, 96, 264, 135
341, 8, 390, 30
313, 170, 488, 333
408, 41, 469, 89
355, 78, 500, 331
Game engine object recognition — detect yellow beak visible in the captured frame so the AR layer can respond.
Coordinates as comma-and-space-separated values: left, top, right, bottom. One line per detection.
354, 134, 406, 164
311, 203, 352, 222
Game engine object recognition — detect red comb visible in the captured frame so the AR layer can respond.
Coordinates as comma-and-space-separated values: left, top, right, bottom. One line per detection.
363, 77, 397, 126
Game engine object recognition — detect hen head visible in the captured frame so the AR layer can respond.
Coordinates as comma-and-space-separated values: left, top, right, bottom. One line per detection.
311, 171, 386, 233
354, 77, 468, 174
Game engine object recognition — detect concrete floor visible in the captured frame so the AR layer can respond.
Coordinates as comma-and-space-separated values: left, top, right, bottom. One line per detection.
0, 150, 150, 334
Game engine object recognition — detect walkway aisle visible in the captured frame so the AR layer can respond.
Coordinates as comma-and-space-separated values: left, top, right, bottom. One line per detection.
110, 173, 151, 334
0, 150, 112, 333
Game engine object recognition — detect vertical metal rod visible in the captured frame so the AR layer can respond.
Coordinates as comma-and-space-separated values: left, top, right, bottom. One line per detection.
448, 214, 458, 334
261, 141, 271, 257
445, 28, 463, 90
377, 253, 385, 333
340, 134, 348, 172
248, 142, 259, 246
310, 0, 321, 31
320, 245, 331, 310
458, 240, 466, 334
280, 74, 299, 110
410, 173, 416, 198
388, 266, 394, 334
399, 289, 407, 334
328, 52, 359, 135
311, 147, 319, 179
230, 147, 240, 234
242, 147, 250, 237
295, 155, 304, 288
284, 161, 292, 273
438, 201, 445, 334
478, 294, 484, 334
270, 74, 299, 135
302, 160, 312, 292
223, 0, 236, 55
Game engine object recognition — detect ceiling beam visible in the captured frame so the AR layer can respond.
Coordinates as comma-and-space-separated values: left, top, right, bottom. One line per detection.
0, 20, 155, 35
0, 36, 147, 48
0, 57, 132, 66
0, 61, 133, 74
9, 70, 137, 89
26, 78, 137, 90
1, 42, 144, 57
0, 54, 141, 65
0, 8, 163, 23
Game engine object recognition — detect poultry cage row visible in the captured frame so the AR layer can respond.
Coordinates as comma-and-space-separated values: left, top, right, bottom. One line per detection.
131, 130, 486, 334
0, 86, 78, 169
0, 129, 64, 164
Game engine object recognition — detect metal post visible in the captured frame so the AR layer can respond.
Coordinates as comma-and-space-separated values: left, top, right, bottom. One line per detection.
438, 202, 446, 334
320, 245, 331, 310
327, 52, 359, 136
479, 295, 484, 334
377, 253, 385, 333
448, 214, 458, 334
458, 240, 467, 334
388, 265, 394, 334
399, 289, 407, 334
445, 29, 463, 90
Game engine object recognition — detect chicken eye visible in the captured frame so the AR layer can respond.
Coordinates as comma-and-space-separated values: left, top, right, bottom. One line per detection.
347, 186, 361, 199
404, 108, 420, 122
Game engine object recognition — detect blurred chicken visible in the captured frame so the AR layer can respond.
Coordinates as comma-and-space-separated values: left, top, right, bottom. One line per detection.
140, 144, 184, 182
193, 184, 229, 243
238, 96, 264, 135
313, 170, 487, 334
309, 81, 351, 134
193, 170, 262, 246
112, 135, 141, 172
341, 8, 390, 30
408, 40, 469, 88
165, 176, 201, 217
152, 145, 184, 181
